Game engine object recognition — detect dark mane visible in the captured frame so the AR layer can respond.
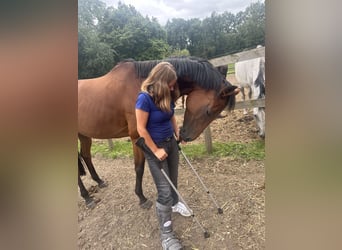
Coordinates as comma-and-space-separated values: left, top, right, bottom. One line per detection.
127, 57, 226, 92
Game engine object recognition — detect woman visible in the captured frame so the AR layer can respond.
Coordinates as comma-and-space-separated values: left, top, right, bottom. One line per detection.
135, 62, 191, 250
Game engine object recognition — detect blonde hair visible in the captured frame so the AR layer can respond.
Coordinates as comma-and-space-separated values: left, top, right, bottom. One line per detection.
141, 62, 179, 112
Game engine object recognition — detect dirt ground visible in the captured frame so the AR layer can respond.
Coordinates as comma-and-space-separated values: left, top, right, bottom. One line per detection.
78, 76, 265, 250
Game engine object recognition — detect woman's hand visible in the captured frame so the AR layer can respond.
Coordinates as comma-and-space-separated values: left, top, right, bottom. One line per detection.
154, 148, 168, 161
174, 130, 180, 142
174, 129, 186, 145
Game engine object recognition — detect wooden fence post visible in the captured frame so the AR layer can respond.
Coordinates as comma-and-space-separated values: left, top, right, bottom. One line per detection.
204, 125, 213, 153
107, 139, 114, 150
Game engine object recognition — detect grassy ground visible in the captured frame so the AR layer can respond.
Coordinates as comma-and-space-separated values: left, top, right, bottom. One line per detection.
228, 63, 235, 75
90, 139, 265, 161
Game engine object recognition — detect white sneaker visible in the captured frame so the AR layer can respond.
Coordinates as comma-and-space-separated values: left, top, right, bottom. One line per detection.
172, 202, 192, 217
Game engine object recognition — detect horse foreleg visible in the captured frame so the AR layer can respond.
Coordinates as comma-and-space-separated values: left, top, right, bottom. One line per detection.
133, 144, 153, 209
78, 134, 107, 188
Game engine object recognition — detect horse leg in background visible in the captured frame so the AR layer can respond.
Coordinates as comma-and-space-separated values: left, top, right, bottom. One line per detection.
132, 142, 153, 209
78, 156, 100, 209
240, 87, 248, 115
245, 86, 254, 115
78, 134, 107, 188
248, 86, 253, 101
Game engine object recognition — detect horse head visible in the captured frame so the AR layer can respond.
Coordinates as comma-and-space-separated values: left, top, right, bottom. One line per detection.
180, 81, 239, 142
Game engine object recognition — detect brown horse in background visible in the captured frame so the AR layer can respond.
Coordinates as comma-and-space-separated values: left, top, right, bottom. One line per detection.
78, 57, 239, 208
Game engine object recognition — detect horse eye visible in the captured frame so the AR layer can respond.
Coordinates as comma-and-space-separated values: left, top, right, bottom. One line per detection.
206, 108, 211, 116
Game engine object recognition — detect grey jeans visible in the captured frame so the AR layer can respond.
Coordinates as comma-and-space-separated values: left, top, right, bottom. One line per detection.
144, 137, 179, 207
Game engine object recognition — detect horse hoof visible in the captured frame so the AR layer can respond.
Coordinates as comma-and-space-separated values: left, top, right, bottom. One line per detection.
85, 197, 101, 209
140, 199, 153, 209
98, 181, 108, 188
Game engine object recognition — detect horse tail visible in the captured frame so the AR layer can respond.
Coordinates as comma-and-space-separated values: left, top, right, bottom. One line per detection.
78, 153, 86, 176
259, 81, 265, 98
255, 69, 265, 99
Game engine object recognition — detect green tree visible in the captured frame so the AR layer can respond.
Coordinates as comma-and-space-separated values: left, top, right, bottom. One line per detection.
97, 2, 170, 62
236, 1, 265, 49
169, 48, 190, 57
176, 1, 264, 58
78, 0, 106, 29
78, 0, 114, 78
187, 18, 206, 57
78, 27, 114, 78
165, 18, 190, 50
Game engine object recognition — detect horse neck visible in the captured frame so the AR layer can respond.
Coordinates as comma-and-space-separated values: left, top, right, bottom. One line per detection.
178, 78, 195, 96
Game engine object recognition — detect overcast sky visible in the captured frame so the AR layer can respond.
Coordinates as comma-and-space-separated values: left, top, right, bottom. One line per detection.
102, 0, 261, 26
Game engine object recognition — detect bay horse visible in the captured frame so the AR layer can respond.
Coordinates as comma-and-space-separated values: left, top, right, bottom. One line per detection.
78, 57, 239, 208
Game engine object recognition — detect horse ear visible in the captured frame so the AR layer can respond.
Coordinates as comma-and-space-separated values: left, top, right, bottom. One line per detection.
220, 85, 240, 97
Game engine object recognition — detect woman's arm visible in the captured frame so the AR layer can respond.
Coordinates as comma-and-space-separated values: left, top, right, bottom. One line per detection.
135, 108, 168, 161
171, 114, 179, 141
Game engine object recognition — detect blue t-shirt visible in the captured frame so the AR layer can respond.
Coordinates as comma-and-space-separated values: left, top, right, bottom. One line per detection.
135, 92, 175, 143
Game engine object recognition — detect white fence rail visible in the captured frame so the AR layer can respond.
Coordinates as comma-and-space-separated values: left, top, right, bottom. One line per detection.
209, 46, 265, 66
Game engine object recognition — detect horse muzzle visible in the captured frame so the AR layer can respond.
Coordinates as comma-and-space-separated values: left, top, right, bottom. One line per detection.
179, 127, 193, 142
